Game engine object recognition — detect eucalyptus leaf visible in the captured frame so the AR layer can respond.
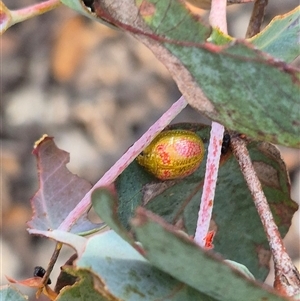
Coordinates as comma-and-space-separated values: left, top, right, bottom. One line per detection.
60, 0, 300, 147
45, 229, 216, 300
0, 285, 28, 301
135, 0, 300, 147
250, 7, 300, 63
91, 189, 290, 301
131, 208, 290, 301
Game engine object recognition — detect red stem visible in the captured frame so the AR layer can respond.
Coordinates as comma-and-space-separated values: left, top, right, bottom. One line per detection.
194, 0, 227, 248
194, 122, 224, 247
10, 0, 60, 25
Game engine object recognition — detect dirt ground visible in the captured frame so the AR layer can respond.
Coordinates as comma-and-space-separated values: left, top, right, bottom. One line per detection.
1, 1, 299, 300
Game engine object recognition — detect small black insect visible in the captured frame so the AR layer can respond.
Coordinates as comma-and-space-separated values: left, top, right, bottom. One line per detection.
33, 266, 51, 285
82, 0, 95, 12
221, 133, 231, 155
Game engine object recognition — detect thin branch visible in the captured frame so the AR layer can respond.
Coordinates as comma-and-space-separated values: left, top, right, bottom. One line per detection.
10, 0, 61, 24
209, 0, 228, 33
231, 136, 300, 297
193, 0, 227, 248
194, 122, 224, 247
36, 242, 62, 298
246, 0, 268, 38
58, 96, 188, 231
243, 1, 299, 295
227, 0, 255, 3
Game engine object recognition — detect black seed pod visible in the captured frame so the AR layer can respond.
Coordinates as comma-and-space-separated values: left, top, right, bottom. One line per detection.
82, 0, 95, 12
33, 266, 51, 285
221, 133, 231, 155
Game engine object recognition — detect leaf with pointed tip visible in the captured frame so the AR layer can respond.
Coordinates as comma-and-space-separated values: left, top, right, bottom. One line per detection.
5, 275, 57, 300
0, 285, 28, 301
250, 7, 300, 63
27, 136, 104, 234
5, 275, 43, 288
115, 123, 298, 281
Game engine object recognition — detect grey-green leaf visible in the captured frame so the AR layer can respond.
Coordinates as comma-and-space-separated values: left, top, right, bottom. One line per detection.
131, 208, 290, 301
0, 285, 28, 301
250, 7, 300, 63
135, 0, 300, 147
64, 229, 217, 300
60, 0, 300, 147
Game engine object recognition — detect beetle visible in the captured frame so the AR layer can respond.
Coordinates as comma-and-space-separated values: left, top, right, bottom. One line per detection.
137, 130, 205, 180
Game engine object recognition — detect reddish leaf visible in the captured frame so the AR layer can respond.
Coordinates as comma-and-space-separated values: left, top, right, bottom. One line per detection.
6, 275, 57, 300
28, 136, 101, 234
6, 275, 43, 288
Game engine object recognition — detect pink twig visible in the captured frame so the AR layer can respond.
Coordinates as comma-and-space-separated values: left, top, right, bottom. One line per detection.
58, 96, 188, 231
194, 0, 227, 248
194, 122, 224, 247
231, 138, 300, 296
9, 0, 60, 26
209, 0, 228, 33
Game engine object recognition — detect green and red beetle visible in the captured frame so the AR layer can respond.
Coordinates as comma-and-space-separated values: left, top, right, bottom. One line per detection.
137, 130, 205, 180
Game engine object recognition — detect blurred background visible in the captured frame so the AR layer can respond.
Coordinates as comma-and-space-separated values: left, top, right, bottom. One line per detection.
1, 0, 299, 299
